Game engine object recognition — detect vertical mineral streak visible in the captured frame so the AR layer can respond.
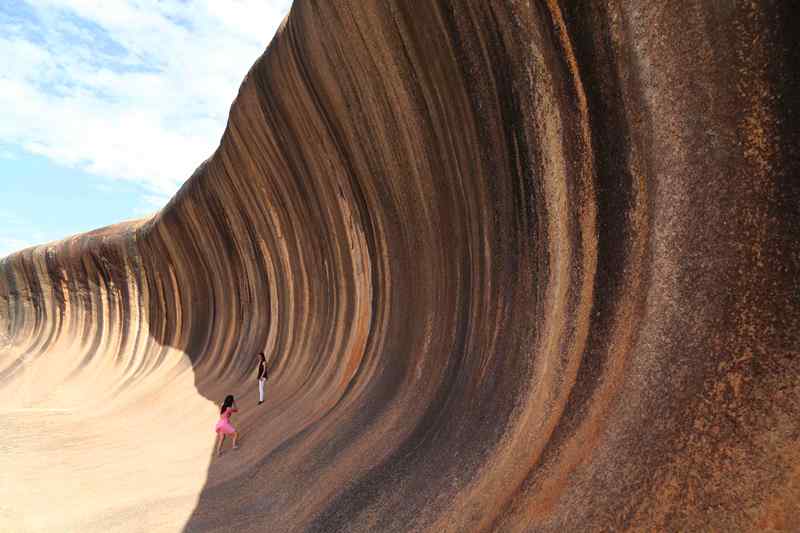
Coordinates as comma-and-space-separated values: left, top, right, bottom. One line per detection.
1, 1, 798, 532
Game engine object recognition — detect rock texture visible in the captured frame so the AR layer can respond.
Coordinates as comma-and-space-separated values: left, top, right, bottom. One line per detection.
1, 1, 799, 531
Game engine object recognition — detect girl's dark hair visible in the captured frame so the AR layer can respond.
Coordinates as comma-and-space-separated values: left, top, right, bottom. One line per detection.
221, 394, 235, 414
260, 353, 267, 362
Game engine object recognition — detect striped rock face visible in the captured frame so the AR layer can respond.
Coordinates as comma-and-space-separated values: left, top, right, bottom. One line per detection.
1, 2, 798, 532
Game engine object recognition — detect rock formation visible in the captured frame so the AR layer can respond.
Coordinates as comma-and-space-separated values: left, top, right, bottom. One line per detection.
1, 1, 798, 531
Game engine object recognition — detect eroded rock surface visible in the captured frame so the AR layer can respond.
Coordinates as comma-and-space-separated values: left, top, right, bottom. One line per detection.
1, 1, 798, 531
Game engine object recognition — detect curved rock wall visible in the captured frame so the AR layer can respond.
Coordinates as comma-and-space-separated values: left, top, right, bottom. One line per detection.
1, 1, 798, 531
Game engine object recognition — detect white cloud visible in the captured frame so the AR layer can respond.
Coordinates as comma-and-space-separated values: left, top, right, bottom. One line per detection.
0, 209, 28, 227
0, 0, 293, 197
0, 236, 36, 258
143, 193, 170, 207
0, 210, 48, 257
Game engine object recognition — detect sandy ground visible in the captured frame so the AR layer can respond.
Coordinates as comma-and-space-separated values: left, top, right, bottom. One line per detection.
0, 345, 216, 532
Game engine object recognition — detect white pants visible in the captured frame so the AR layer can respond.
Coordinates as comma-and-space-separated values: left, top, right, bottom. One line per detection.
258, 378, 266, 402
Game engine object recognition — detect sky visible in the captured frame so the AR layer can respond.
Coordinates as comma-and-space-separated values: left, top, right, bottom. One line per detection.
0, 0, 293, 258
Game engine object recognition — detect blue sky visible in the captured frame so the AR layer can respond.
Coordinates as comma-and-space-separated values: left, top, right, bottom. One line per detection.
0, 0, 293, 257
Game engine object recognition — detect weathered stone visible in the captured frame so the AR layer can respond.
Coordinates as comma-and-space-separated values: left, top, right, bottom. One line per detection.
1, 2, 798, 531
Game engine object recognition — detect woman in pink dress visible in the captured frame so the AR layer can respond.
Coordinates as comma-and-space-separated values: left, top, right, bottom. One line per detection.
215, 394, 239, 456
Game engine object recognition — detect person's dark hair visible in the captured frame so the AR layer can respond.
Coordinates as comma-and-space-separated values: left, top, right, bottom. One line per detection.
221, 394, 235, 414
259, 352, 266, 362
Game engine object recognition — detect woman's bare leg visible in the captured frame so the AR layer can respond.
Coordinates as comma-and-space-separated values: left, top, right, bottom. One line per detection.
232, 431, 239, 449
216, 434, 225, 456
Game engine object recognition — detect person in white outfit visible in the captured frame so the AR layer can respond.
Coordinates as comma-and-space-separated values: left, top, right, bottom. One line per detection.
257, 352, 268, 405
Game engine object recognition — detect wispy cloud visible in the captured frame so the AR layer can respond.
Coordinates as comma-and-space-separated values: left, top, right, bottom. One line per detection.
0, 236, 36, 258
0, 208, 28, 227
0, 0, 293, 197
0, 209, 47, 256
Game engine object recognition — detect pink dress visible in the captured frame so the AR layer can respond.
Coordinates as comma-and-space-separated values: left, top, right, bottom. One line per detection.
215, 407, 238, 435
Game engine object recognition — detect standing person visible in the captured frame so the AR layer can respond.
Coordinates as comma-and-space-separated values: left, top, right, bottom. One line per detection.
215, 394, 239, 457
257, 352, 268, 405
